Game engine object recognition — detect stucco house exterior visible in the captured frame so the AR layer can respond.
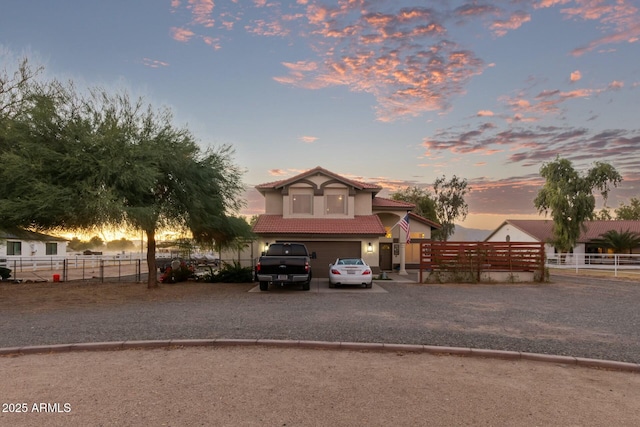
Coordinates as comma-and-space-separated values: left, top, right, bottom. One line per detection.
252, 167, 440, 277
0, 228, 68, 260
485, 219, 640, 263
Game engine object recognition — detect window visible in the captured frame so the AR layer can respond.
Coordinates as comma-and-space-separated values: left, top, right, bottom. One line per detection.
46, 243, 58, 255
291, 194, 312, 214
7, 241, 21, 256
325, 194, 346, 214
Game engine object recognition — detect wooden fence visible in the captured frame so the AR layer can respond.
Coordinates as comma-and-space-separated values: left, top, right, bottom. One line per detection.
420, 241, 546, 282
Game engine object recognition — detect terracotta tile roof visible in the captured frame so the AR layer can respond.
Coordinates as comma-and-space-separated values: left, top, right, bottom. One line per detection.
372, 197, 415, 209
252, 215, 386, 235
255, 166, 382, 192
490, 219, 640, 242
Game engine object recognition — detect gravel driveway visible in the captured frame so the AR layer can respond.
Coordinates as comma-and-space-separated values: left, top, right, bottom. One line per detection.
1, 274, 639, 363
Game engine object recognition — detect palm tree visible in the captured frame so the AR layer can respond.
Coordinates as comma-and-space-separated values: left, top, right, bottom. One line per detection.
591, 229, 640, 254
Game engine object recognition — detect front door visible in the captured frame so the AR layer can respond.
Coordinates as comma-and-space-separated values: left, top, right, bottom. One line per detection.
379, 243, 392, 271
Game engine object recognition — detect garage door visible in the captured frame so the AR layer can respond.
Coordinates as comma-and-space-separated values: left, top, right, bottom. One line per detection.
287, 241, 361, 278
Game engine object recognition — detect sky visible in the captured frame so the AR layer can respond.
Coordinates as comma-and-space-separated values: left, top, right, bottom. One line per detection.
1, 0, 639, 231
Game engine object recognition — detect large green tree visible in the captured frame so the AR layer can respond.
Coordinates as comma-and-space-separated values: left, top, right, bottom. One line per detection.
533, 157, 622, 252
615, 197, 640, 220
1, 61, 247, 288
80, 91, 247, 288
433, 175, 470, 241
390, 186, 438, 222
390, 176, 470, 241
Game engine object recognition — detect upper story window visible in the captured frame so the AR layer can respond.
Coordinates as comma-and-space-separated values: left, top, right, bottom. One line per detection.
291, 193, 312, 214
325, 194, 346, 215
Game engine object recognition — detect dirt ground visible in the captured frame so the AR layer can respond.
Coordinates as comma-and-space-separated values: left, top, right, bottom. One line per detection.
0, 280, 227, 312
2, 279, 640, 426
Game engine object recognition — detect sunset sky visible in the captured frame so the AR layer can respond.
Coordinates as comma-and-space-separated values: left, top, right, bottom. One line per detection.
2, 0, 639, 230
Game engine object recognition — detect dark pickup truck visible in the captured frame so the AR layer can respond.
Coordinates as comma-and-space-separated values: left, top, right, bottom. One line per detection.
255, 242, 314, 291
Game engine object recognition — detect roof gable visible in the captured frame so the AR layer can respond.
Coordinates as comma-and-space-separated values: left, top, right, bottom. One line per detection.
256, 166, 382, 194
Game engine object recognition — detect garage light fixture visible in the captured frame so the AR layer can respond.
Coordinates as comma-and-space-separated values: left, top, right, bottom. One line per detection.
264, 242, 269, 251
367, 242, 373, 253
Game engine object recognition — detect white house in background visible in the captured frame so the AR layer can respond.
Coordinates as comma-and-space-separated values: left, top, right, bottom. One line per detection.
485, 219, 640, 263
251, 166, 440, 277
0, 228, 68, 260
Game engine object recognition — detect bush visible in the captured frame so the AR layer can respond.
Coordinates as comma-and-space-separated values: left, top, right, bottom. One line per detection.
209, 262, 253, 283
0, 267, 11, 280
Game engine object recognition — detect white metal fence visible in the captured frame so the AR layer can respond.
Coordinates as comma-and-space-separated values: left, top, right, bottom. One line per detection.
546, 253, 640, 279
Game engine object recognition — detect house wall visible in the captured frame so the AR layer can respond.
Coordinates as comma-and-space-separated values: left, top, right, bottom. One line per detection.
0, 240, 68, 258
265, 191, 283, 215
354, 193, 373, 215
280, 181, 358, 219
486, 225, 538, 243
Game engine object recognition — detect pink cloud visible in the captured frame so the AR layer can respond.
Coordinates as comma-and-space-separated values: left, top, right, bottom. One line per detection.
245, 19, 289, 36
570, 70, 582, 82
477, 110, 494, 117
189, 0, 215, 27
202, 36, 221, 49
608, 80, 624, 90
171, 27, 195, 42
490, 11, 531, 37
299, 136, 318, 143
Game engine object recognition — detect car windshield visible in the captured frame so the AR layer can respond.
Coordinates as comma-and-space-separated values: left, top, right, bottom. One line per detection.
337, 258, 363, 265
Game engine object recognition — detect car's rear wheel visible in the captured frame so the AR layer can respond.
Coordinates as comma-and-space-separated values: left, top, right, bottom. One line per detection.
328, 281, 335, 288
302, 281, 310, 291
365, 282, 372, 289
259, 281, 269, 291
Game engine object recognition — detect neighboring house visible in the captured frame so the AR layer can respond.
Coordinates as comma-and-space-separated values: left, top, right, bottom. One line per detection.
0, 228, 68, 260
252, 166, 440, 277
485, 219, 640, 263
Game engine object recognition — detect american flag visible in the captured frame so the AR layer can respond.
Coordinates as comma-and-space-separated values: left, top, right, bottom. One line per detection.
399, 213, 410, 243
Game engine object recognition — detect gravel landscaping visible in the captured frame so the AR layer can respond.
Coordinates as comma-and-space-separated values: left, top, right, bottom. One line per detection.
1, 274, 639, 363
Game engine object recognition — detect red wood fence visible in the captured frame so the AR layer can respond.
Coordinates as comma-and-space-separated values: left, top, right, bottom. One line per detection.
420, 241, 546, 282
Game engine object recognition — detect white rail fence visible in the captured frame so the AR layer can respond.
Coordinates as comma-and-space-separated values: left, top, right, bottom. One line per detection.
546, 253, 640, 278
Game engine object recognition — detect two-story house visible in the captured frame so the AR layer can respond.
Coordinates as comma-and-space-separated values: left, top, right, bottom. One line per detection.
252, 166, 440, 277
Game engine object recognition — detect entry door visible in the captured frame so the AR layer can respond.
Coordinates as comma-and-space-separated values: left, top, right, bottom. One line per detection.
379, 243, 392, 271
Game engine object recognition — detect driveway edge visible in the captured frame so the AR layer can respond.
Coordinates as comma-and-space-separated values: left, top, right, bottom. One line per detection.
1, 340, 639, 373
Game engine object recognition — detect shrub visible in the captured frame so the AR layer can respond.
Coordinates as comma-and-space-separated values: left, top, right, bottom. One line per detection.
0, 267, 11, 280
209, 262, 253, 283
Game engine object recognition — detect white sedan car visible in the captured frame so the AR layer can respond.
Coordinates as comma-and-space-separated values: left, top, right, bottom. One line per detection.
328, 258, 373, 288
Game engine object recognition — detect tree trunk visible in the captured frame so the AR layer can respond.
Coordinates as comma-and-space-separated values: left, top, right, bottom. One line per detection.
146, 228, 158, 289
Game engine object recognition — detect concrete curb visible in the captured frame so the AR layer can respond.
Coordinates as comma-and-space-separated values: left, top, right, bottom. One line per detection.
1, 340, 639, 373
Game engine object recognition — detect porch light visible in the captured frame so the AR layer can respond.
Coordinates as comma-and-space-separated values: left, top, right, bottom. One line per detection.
367, 242, 373, 253
264, 242, 269, 251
